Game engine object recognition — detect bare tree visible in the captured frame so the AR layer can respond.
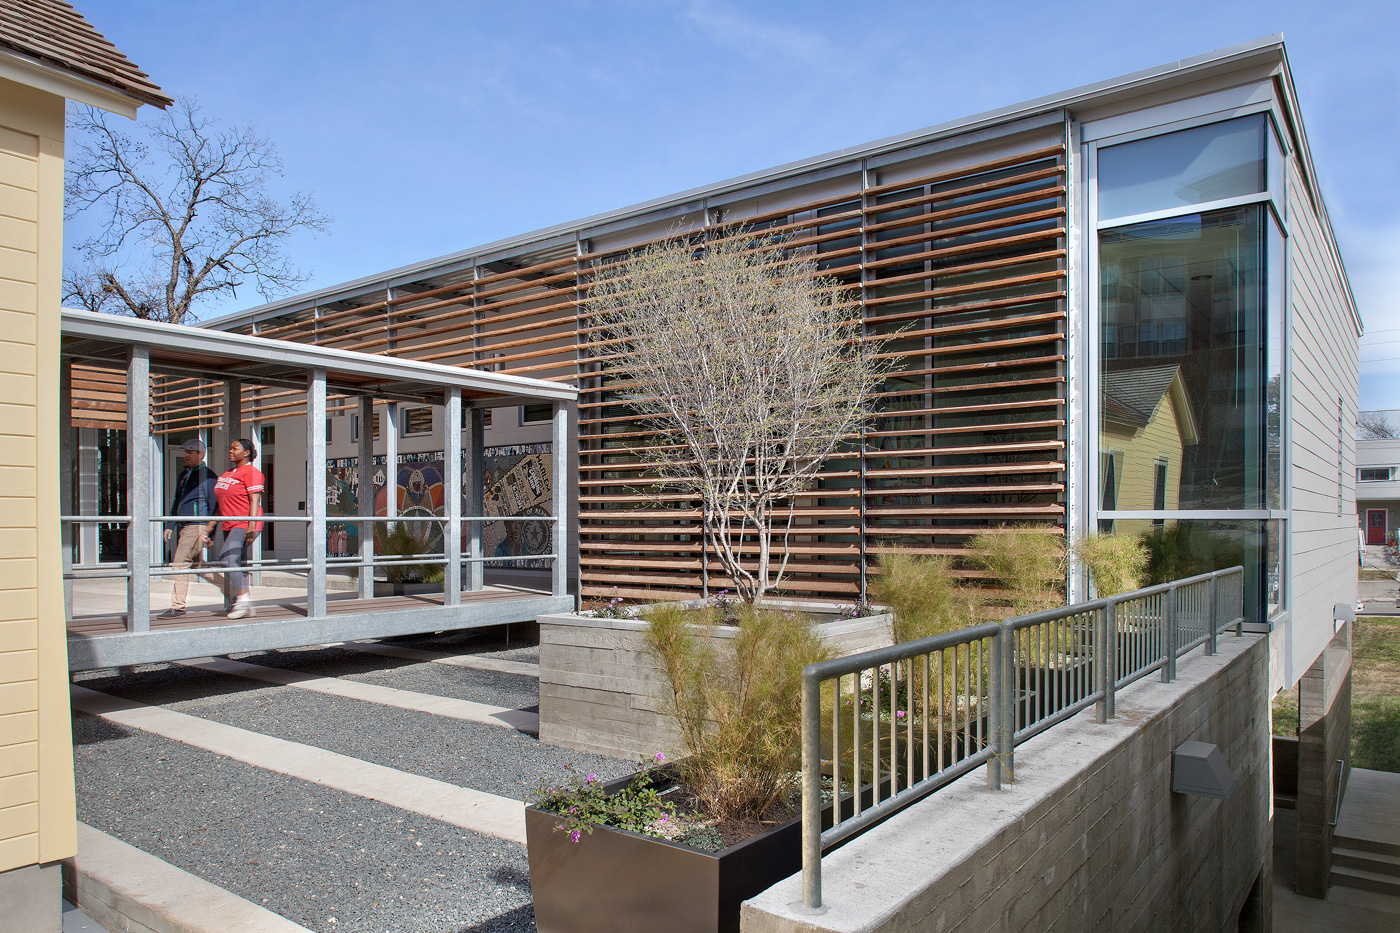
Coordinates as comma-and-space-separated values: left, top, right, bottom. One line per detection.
64, 97, 329, 324
1358, 411, 1400, 440
589, 228, 887, 603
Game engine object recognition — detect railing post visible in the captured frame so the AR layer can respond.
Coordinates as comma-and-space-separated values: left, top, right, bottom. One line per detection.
987, 626, 1004, 791
552, 401, 570, 603
126, 346, 151, 633
1235, 570, 1244, 637
801, 667, 822, 910
1206, 573, 1218, 656
1163, 583, 1178, 682
1105, 598, 1117, 718
1095, 605, 1109, 723
1000, 620, 1015, 782
306, 368, 327, 619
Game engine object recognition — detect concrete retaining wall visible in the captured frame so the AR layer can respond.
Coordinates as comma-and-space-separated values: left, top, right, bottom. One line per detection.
538, 608, 892, 759
743, 631, 1271, 933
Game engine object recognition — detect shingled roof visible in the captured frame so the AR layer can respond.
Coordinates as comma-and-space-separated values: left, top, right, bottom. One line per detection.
0, 0, 170, 108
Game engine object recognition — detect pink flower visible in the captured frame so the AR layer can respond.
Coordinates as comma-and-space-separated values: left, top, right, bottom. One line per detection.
586, 773, 597, 783
896, 711, 906, 719
655, 753, 666, 762
659, 815, 668, 824
569, 829, 581, 843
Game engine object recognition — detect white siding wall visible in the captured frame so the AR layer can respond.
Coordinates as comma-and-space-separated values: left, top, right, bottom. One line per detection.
1285, 157, 1362, 688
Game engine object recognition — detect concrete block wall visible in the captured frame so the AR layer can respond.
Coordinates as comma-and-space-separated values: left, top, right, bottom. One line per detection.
1295, 621, 1352, 897
538, 610, 892, 760
744, 632, 1271, 933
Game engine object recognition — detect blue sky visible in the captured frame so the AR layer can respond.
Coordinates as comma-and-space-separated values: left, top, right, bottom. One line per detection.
68, 0, 1400, 405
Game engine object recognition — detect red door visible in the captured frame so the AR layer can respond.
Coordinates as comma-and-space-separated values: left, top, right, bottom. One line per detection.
1367, 509, 1387, 545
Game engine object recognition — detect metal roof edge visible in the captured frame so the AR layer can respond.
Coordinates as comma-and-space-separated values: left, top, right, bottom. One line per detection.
204, 35, 1289, 331
61, 307, 577, 401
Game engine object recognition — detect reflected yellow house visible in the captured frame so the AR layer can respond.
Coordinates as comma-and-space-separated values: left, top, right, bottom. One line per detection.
1100, 364, 1199, 534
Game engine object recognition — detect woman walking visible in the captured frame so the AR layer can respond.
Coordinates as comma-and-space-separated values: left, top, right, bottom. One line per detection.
200, 437, 264, 619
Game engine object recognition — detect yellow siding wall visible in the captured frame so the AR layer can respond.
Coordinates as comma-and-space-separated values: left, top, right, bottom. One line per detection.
0, 76, 75, 870
1102, 391, 1187, 511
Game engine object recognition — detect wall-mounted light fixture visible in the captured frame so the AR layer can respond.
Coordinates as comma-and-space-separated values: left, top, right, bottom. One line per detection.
1172, 741, 1234, 799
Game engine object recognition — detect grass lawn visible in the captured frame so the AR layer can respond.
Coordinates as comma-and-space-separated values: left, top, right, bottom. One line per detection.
1271, 615, 1400, 773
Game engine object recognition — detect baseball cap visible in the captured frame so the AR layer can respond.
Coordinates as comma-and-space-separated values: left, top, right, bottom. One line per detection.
181, 439, 206, 453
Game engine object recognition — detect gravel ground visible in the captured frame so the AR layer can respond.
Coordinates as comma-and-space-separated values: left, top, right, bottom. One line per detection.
226, 644, 542, 712
72, 663, 632, 799
74, 714, 538, 933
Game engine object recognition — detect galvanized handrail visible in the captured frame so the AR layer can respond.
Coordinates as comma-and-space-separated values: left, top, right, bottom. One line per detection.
800, 566, 1245, 910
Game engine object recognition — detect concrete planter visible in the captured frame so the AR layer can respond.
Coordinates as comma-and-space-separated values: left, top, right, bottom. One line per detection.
526, 768, 811, 933
538, 599, 892, 759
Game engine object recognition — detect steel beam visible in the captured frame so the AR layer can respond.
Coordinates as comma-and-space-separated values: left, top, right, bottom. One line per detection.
126, 347, 151, 632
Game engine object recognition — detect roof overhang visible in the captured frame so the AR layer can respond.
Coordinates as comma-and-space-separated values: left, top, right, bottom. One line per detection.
60, 308, 576, 404
0, 47, 147, 118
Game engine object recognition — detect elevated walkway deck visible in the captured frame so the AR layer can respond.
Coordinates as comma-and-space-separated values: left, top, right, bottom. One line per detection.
66, 580, 567, 671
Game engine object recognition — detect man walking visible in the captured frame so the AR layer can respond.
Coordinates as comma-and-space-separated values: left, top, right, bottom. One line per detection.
157, 439, 218, 619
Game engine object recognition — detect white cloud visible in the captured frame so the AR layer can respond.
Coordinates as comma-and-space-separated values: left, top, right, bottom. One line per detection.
682, 0, 830, 63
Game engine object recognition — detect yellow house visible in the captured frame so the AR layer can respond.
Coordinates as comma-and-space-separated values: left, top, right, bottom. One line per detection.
1099, 363, 1200, 534
0, 3, 168, 927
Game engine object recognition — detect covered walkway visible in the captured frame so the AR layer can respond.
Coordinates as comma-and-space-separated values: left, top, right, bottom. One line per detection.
60, 309, 576, 671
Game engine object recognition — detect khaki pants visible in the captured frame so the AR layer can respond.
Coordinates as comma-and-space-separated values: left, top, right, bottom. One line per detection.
169, 524, 217, 610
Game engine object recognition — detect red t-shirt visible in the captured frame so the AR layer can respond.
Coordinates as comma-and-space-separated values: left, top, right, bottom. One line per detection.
214, 464, 265, 532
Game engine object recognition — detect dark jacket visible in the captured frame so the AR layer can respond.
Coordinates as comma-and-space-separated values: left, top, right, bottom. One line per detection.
167, 464, 219, 533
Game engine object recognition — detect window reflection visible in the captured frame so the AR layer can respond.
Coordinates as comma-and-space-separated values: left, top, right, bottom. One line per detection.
1099, 205, 1266, 510
1098, 114, 1267, 220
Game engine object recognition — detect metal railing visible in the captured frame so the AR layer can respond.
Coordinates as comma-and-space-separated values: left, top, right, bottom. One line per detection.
798, 566, 1245, 910
61, 512, 561, 626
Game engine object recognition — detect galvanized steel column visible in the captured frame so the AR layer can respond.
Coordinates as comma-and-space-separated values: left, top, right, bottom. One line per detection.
1163, 583, 1178, 682
384, 403, 399, 524
552, 401, 569, 602
126, 347, 151, 632
60, 356, 73, 621
357, 396, 375, 600
306, 368, 327, 618
444, 388, 462, 606
801, 666, 822, 910
466, 407, 485, 592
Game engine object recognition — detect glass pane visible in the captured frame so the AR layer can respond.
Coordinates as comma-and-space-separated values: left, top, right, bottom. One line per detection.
1098, 115, 1266, 221
1266, 216, 1284, 510
1099, 205, 1266, 510
1106, 518, 1280, 623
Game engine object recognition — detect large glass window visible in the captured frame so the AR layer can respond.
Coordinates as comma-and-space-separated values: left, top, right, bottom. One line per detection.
1097, 115, 1267, 221
1099, 204, 1267, 510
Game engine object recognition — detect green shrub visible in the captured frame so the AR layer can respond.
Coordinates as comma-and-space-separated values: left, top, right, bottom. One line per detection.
1073, 533, 1148, 597
870, 550, 966, 645
644, 603, 833, 822
373, 522, 444, 585
970, 524, 1065, 616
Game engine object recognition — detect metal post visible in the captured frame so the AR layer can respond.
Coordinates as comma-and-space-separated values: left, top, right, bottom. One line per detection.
221, 379, 243, 451
77, 427, 99, 567
552, 401, 569, 602
1095, 605, 1109, 723
357, 396, 375, 601
466, 407, 485, 592
1105, 599, 1117, 718
1163, 584, 1178, 682
384, 403, 399, 525
801, 668, 822, 910
60, 356, 73, 621
444, 388, 462, 607
1000, 620, 1015, 782
1206, 573, 1219, 656
126, 347, 151, 633
987, 625, 1005, 791
306, 368, 327, 618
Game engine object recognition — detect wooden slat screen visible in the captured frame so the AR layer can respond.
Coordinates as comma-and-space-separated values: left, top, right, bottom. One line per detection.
78, 135, 1067, 602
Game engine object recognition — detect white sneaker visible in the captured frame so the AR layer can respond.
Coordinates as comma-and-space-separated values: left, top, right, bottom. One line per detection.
228, 600, 255, 620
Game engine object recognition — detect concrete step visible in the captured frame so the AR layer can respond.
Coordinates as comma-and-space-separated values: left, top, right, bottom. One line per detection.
1334, 846, 1400, 878
1336, 833, 1400, 860
1331, 864, 1400, 897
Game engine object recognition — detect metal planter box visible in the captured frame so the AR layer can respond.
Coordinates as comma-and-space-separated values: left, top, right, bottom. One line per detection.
526, 772, 806, 933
